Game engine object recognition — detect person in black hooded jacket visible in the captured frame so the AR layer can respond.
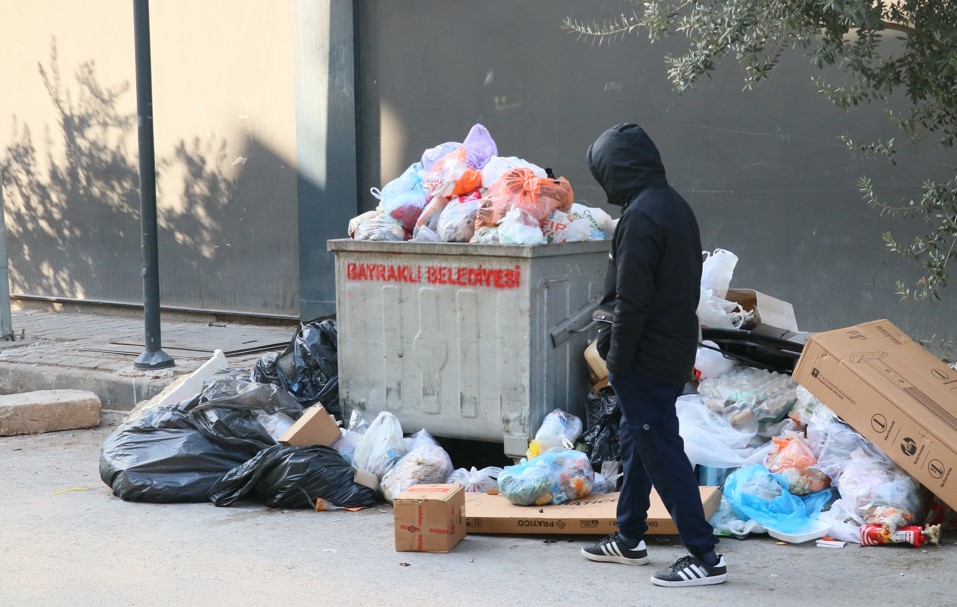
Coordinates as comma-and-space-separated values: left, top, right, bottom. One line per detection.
579, 124, 727, 587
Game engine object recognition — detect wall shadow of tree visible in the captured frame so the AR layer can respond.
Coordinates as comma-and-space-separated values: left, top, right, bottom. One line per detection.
0, 40, 298, 315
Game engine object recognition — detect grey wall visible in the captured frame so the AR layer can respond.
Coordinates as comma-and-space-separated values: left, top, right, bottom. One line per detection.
355, 0, 955, 350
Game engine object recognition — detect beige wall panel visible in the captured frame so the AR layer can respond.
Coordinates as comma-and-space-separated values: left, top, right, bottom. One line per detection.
0, 0, 300, 317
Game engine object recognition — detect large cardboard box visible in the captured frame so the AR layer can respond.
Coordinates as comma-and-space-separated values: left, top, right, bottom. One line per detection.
278, 403, 341, 447
464, 487, 721, 535
793, 319, 957, 510
394, 484, 466, 553
725, 288, 800, 340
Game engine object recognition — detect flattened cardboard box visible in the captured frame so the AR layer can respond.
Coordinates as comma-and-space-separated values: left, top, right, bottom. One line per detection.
793, 319, 957, 511
465, 487, 720, 535
278, 403, 341, 447
394, 484, 466, 553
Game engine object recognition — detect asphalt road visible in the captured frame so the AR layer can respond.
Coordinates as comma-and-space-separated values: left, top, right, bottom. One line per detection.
1, 411, 955, 607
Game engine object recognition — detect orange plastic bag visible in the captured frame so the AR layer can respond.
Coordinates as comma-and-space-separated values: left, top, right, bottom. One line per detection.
766, 437, 831, 495
474, 168, 574, 230
421, 147, 482, 198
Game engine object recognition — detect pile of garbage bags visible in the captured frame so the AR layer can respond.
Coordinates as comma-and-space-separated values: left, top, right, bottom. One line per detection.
349, 123, 616, 245
573, 247, 950, 547
99, 318, 507, 509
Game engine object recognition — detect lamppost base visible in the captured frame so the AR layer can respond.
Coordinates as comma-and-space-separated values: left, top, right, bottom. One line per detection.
134, 349, 175, 370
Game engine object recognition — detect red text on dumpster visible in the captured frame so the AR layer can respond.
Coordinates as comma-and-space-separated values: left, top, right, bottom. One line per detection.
345, 262, 521, 289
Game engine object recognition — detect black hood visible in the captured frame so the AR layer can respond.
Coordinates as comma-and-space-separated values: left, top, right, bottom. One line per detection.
587, 123, 667, 208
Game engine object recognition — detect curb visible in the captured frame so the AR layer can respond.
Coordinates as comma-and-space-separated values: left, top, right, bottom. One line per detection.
0, 364, 171, 411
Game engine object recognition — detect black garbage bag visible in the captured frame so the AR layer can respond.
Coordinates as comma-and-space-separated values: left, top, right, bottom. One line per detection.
99, 370, 306, 503
209, 443, 378, 509
580, 386, 621, 466
190, 368, 304, 456
252, 318, 340, 419
99, 398, 251, 503
252, 352, 281, 385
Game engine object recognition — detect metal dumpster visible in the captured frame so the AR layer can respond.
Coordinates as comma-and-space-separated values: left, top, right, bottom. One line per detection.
327, 239, 611, 458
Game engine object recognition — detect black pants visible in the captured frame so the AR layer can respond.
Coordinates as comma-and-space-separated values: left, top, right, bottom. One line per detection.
610, 370, 717, 556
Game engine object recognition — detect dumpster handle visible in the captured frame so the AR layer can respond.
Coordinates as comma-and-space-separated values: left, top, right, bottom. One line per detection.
549, 296, 602, 348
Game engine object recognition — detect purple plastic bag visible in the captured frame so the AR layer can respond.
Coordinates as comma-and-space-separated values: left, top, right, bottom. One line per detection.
463, 123, 497, 169
421, 141, 460, 170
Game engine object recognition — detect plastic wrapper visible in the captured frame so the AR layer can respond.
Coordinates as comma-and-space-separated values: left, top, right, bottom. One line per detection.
402, 428, 439, 452
569, 203, 615, 239
723, 464, 834, 534
816, 497, 863, 543
697, 366, 798, 428
591, 460, 622, 494
693, 341, 738, 382
353, 211, 406, 242
437, 190, 482, 242
765, 436, 831, 495
421, 141, 460, 170
255, 410, 295, 440
542, 209, 592, 244
709, 495, 767, 539
700, 248, 738, 299
421, 146, 482, 198
835, 448, 923, 526
526, 409, 583, 458
380, 443, 454, 502
498, 449, 594, 506
370, 162, 429, 232
676, 394, 771, 470
332, 428, 361, 464
697, 289, 752, 330
348, 210, 379, 239
788, 385, 825, 428
413, 195, 452, 238
208, 444, 378, 509
481, 155, 546, 189
471, 225, 499, 244
498, 207, 545, 245
352, 411, 407, 478
461, 123, 497, 170
474, 168, 574, 230
448, 466, 503, 493
412, 224, 440, 242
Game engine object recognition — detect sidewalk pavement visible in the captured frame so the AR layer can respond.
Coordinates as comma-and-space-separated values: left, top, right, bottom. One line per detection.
0, 303, 300, 410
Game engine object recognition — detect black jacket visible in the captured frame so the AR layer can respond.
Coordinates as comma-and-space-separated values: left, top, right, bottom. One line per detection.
587, 124, 702, 385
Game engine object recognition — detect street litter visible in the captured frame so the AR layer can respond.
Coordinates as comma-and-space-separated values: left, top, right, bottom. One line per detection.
351, 123, 614, 245
96, 244, 955, 560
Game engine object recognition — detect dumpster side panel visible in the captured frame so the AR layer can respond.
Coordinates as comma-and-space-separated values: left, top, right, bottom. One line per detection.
332, 241, 608, 454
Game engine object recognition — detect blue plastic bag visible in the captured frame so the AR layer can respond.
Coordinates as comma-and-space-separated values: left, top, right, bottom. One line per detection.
497, 448, 593, 506
723, 464, 833, 534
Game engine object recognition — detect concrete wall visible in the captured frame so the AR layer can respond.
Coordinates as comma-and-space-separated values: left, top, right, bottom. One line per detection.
355, 0, 956, 348
2, 1, 954, 347
0, 0, 300, 317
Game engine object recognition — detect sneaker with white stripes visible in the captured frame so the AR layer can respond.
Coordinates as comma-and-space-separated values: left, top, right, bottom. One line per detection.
651, 554, 727, 587
580, 533, 648, 565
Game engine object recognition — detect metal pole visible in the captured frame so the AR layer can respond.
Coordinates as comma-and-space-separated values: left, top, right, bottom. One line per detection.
0, 172, 14, 341
132, 0, 173, 369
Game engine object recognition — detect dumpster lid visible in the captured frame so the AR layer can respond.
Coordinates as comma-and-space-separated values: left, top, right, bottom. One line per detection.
327, 238, 610, 258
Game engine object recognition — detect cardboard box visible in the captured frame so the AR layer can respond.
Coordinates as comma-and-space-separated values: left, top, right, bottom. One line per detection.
394, 484, 466, 553
464, 487, 721, 535
725, 288, 800, 340
793, 319, 957, 510
278, 403, 341, 447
